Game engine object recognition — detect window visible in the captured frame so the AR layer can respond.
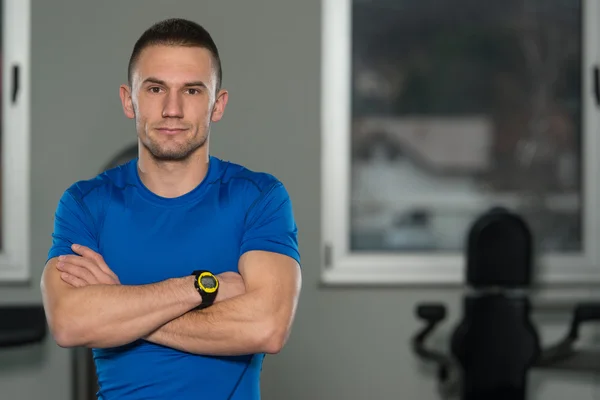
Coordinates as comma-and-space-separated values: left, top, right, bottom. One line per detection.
0, 0, 31, 281
321, 0, 600, 285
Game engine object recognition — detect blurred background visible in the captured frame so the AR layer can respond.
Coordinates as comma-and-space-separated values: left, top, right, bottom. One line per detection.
0, 0, 599, 399
349, 0, 581, 254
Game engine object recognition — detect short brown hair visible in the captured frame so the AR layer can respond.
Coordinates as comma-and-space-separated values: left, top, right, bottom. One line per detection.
128, 18, 222, 91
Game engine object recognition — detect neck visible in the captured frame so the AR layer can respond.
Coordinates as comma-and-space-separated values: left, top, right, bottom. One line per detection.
136, 143, 210, 199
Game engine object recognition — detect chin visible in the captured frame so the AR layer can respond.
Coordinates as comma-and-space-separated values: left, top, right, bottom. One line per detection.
144, 140, 207, 162
147, 145, 193, 161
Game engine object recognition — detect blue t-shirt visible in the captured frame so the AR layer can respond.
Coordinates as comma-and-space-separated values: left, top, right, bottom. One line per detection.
47, 155, 301, 400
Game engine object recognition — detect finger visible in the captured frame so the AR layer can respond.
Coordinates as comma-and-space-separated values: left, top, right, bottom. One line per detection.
60, 254, 97, 268
61, 254, 116, 280
71, 244, 103, 263
61, 251, 118, 283
60, 272, 89, 288
70, 245, 118, 279
56, 262, 98, 284
59, 255, 105, 282
91, 258, 119, 283
59, 260, 118, 285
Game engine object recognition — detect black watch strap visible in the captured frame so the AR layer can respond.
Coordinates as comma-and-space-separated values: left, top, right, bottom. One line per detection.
191, 270, 218, 310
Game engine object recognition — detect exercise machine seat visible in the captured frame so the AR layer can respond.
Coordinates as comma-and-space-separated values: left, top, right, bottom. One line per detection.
451, 294, 540, 400
450, 207, 540, 400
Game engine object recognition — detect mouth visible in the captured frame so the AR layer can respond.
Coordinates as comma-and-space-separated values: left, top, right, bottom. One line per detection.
155, 128, 188, 135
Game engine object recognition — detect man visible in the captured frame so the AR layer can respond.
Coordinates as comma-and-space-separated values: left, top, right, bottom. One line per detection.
40, 18, 302, 400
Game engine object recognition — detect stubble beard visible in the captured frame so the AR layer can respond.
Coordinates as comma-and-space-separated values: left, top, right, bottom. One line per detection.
141, 128, 209, 162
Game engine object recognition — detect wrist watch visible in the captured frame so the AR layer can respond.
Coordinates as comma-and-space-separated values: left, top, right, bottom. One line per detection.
191, 270, 219, 309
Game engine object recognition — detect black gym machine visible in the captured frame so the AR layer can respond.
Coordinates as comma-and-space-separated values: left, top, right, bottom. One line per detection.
412, 207, 600, 400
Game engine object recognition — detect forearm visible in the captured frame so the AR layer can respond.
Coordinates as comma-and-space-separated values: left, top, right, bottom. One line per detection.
145, 289, 283, 356
55, 276, 200, 348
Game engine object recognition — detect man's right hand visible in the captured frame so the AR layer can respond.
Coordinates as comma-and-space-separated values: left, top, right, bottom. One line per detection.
56, 244, 121, 288
214, 272, 246, 303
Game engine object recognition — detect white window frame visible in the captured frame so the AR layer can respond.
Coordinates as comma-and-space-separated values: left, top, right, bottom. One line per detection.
320, 0, 600, 286
0, 0, 31, 282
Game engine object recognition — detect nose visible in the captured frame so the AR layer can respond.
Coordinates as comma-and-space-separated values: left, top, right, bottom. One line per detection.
162, 91, 184, 118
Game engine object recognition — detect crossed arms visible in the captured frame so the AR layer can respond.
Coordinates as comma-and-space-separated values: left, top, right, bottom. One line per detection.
40, 244, 302, 356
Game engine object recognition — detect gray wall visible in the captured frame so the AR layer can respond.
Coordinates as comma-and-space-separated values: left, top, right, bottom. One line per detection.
0, 0, 598, 399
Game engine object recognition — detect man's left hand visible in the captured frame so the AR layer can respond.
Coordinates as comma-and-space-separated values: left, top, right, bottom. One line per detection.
56, 244, 121, 287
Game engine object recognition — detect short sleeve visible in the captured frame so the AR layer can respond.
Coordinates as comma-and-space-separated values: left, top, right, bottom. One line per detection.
240, 181, 301, 266
46, 188, 100, 262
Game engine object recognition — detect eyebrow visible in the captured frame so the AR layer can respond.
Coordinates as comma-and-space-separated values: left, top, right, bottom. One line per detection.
142, 77, 207, 89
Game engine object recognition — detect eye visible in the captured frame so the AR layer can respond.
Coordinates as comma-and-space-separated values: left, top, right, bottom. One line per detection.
187, 88, 200, 95
148, 87, 163, 94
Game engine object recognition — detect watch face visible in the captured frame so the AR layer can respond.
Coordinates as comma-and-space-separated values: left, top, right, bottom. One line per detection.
200, 275, 217, 289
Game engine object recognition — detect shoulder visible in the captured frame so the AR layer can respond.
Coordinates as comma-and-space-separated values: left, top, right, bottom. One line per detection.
214, 157, 289, 198
59, 160, 133, 214
212, 157, 295, 224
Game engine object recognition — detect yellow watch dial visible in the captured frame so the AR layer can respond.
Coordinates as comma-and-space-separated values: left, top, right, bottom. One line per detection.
197, 272, 218, 293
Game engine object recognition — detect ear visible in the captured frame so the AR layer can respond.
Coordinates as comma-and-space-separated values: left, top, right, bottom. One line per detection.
210, 89, 229, 123
119, 84, 135, 119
